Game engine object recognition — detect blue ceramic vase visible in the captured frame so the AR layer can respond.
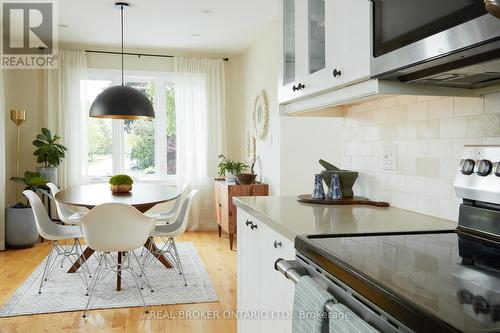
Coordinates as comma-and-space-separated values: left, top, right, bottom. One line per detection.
312, 174, 326, 199
327, 173, 342, 200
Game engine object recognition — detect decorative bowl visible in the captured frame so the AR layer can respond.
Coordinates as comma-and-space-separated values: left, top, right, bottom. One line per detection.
320, 170, 358, 198
110, 184, 132, 193
235, 173, 257, 185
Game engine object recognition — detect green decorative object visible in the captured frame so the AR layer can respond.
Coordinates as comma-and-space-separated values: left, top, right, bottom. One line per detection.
319, 159, 358, 198
10, 171, 48, 207
217, 154, 248, 182
109, 174, 134, 193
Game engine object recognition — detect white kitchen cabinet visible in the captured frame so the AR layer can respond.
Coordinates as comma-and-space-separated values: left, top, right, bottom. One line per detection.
278, 0, 371, 105
237, 208, 295, 333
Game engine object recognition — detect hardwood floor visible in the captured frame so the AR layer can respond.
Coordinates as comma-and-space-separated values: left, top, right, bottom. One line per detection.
0, 231, 236, 333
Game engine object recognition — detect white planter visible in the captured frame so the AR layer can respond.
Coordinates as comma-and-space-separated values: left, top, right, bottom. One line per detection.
37, 166, 58, 185
224, 172, 237, 183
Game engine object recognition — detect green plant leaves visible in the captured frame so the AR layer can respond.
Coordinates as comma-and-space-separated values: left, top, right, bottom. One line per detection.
32, 128, 67, 167
10, 171, 48, 189
217, 155, 248, 176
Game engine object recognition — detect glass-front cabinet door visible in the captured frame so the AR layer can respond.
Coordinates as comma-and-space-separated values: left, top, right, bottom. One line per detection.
308, 0, 325, 75
283, 0, 295, 86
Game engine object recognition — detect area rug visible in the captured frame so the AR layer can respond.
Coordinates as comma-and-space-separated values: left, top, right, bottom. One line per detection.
0, 242, 218, 317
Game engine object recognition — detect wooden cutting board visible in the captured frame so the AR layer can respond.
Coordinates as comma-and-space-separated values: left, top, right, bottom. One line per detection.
297, 194, 389, 207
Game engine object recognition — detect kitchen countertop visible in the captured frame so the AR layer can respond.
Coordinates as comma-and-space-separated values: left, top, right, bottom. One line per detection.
233, 196, 457, 241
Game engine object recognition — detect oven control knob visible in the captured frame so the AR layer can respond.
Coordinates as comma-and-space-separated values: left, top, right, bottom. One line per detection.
493, 162, 500, 177
460, 159, 475, 175
476, 159, 493, 176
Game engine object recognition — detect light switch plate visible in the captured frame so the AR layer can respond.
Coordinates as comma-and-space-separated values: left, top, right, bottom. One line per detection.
382, 143, 397, 171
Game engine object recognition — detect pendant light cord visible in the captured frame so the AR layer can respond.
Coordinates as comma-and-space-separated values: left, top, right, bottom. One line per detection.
121, 4, 124, 86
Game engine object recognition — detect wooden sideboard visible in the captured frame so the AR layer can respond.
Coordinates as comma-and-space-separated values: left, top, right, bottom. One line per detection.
214, 180, 269, 250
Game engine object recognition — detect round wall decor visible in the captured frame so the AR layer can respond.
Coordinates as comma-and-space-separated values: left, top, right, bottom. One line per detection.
252, 90, 269, 139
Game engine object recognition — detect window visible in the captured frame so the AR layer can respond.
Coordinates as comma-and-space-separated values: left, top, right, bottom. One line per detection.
82, 70, 177, 180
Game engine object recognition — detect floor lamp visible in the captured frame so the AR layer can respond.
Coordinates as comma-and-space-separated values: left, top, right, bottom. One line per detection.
10, 110, 26, 202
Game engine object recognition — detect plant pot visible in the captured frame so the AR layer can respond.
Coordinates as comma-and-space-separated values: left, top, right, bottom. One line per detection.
110, 184, 132, 193
224, 172, 237, 183
37, 166, 58, 185
5, 207, 39, 248
236, 173, 257, 185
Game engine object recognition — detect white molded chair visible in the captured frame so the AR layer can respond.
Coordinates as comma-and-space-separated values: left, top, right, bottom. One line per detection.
144, 190, 198, 286
47, 183, 88, 225
146, 183, 190, 224
79, 203, 155, 318
23, 190, 89, 294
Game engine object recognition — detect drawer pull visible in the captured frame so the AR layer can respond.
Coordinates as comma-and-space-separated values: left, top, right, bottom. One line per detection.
333, 69, 342, 77
273, 240, 282, 248
250, 223, 258, 230
245, 219, 253, 227
292, 83, 305, 92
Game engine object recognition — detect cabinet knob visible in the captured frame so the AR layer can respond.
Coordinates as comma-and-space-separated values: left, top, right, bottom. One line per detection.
273, 240, 282, 248
245, 219, 253, 227
292, 83, 305, 92
333, 69, 342, 78
250, 223, 258, 230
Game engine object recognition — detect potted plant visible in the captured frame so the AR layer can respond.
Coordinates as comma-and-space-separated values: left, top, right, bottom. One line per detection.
109, 174, 134, 193
32, 128, 67, 185
6, 171, 48, 248
217, 154, 248, 182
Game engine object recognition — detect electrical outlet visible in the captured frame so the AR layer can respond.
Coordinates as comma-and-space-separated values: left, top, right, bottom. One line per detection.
382, 143, 397, 171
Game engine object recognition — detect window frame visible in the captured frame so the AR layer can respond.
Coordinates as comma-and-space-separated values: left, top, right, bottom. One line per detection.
85, 68, 176, 184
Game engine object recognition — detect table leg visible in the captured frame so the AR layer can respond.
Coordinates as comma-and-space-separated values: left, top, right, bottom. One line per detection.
143, 238, 173, 268
117, 252, 122, 291
68, 247, 95, 273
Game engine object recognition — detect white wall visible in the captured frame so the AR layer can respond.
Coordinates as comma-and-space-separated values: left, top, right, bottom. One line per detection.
280, 116, 344, 195
226, 21, 282, 194
3, 69, 45, 205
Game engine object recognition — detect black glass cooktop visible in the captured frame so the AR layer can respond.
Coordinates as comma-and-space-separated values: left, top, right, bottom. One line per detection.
296, 231, 500, 333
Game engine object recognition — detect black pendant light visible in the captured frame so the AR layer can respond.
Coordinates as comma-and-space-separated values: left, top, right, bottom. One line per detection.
89, 2, 155, 120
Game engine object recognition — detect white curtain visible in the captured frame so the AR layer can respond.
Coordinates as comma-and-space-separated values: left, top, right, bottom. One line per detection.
174, 57, 226, 230
45, 49, 87, 189
0, 69, 6, 250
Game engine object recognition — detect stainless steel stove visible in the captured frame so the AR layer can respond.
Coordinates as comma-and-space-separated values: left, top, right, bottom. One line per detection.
276, 145, 500, 332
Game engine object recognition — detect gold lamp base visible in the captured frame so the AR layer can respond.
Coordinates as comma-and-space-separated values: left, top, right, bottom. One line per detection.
10, 110, 26, 203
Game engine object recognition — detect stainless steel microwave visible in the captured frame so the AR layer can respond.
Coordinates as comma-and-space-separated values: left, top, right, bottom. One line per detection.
370, 0, 500, 88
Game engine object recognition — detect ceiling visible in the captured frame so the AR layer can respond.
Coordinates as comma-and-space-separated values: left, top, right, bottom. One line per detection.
58, 0, 279, 55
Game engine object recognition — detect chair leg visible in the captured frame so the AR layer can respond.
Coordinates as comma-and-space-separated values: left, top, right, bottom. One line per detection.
131, 251, 154, 292
83, 252, 106, 318
38, 241, 56, 294
171, 238, 187, 286
125, 252, 149, 313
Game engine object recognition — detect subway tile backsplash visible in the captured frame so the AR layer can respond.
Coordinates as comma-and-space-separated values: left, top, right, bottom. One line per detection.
342, 92, 500, 222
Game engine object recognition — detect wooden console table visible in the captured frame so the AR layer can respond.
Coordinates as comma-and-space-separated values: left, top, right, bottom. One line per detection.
214, 180, 268, 250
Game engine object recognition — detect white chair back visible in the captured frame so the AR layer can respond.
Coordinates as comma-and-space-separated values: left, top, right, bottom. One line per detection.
169, 182, 191, 220
156, 190, 198, 237
47, 183, 76, 221
23, 190, 66, 240
80, 203, 155, 252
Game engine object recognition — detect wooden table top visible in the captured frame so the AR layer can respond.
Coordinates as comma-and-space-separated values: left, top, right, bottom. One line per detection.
55, 183, 179, 211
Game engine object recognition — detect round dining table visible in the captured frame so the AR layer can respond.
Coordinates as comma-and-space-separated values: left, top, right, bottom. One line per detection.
55, 182, 180, 291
